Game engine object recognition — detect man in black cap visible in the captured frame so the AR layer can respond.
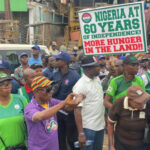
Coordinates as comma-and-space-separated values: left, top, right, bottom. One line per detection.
73, 55, 105, 150
104, 55, 145, 109
0, 59, 20, 94
50, 51, 80, 150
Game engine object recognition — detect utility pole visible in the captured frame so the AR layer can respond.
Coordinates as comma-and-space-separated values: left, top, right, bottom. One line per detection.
5, 0, 12, 20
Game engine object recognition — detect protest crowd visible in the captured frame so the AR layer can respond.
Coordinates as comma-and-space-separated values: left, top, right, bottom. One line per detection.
0, 43, 150, 150
0, 1, 150, 150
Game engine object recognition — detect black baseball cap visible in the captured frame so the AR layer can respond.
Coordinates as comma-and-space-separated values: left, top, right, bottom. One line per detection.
81, 56, 100, 67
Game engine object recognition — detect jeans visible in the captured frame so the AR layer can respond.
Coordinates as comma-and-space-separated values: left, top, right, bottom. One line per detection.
81, 128, 104, 150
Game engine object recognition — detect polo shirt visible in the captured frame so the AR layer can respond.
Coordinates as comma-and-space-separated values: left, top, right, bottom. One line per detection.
73, 74, 105, 131
108, 97, 147, 146
24, 97, 60, 150
43, 67, 53, 79
0, 94, 28, 150
106, 75, 145, 103
50, 69, 80, 100
28, 57, 42, 66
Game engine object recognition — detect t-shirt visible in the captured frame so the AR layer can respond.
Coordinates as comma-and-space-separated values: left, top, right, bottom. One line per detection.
24, 97, 61, 150
106, 75, 145, 103
0, 94, 28, 150
108, 97, 147, 146
50, 69, 80, 100
73, 74, 105, 131
28, 57, 42, 66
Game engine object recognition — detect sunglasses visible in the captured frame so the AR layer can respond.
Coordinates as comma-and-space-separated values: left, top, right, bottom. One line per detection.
37, 86, 52, 93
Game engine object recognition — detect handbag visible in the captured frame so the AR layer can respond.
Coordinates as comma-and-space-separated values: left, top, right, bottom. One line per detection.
0, 136, 27, 150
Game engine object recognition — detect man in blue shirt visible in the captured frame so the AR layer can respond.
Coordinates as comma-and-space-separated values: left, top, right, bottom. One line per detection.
0, 59, 20, 94
43, 56, 55, 79
51, 51, 80, 150
28, 45, 42, 66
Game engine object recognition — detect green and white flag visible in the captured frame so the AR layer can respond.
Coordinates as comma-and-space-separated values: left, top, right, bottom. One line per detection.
78, 2, 147, 55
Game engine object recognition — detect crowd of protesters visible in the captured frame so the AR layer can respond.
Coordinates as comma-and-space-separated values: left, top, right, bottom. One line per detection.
0, 43, 150, 150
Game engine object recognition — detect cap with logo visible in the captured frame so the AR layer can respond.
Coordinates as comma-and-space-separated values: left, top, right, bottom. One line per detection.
53, 51, 71, 63
19, 52, 28, 59
0, 72, 12, 83
32, 45, 41, 51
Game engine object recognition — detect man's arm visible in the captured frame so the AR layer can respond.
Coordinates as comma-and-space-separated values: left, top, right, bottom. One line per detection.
107, 119, 116, 150
104, 94, 113, 109
74, 107, 86, 148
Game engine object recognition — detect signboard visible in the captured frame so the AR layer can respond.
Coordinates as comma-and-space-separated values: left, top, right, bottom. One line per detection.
78, 2, 147, 55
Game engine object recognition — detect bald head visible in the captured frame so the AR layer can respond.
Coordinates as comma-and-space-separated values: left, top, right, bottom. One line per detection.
23, 68, 35, 80
23, 68, 36, 87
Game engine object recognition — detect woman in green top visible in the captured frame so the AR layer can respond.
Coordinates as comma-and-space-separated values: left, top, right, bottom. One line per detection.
0, 72, 28, 150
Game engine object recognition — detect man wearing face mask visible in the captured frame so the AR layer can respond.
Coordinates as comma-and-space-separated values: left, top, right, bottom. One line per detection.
28, 45, 42, 66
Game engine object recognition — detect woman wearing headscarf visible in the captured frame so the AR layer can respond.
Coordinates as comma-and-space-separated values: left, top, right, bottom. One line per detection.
108, 85, 150, 150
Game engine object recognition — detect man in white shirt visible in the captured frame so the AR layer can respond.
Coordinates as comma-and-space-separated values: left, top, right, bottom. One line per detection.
73, 56, 105, 150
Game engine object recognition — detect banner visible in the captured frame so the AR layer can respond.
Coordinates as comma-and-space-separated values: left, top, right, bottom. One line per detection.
78, 2, 147, 55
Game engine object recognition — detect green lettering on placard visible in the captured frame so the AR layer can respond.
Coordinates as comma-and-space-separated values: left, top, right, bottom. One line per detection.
90, 24, 97, 33
84, 25, 90, 34
112, 10, 117, 20
98, 22, 107, 32
124, 20, 132, 30
134, 6, 139, 17
128, 7, 134, 18
120, 8, 126, 19
115, 20, 124, 31
108, 21, 114, 32
103, 11, 107, 21
95, 12, 100, 22
132, 18, 140, 29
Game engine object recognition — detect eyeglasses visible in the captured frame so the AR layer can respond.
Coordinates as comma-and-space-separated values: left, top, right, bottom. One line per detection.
37, 86, 52, 93
0, 81, 12, 88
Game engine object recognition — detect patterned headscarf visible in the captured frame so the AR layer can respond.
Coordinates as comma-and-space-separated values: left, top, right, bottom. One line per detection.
31, 76, 53, 91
